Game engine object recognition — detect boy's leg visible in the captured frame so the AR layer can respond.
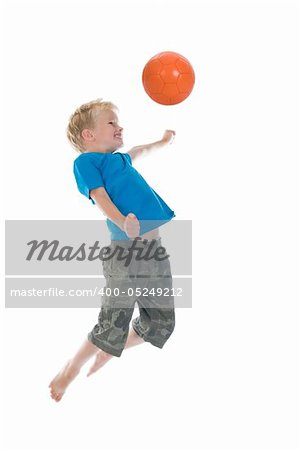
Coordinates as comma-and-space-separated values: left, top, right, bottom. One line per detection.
86, 326, 144, 376
48, 338, 99, 401
49, 240, 144, 401
49, 326, 144, 401
132, 241, 176, 349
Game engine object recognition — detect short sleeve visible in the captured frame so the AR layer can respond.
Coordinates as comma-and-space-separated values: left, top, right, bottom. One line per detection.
124, 153, 132, 165
73, 156, 105, 205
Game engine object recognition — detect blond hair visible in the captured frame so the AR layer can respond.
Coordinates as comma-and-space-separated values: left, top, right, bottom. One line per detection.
66, 98, 118, 153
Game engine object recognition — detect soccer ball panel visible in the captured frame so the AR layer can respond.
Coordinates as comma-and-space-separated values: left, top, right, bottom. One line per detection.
160, 65, 180, 83
147, 58, 163, 74
162, 83, 179, 98
177, 73, 196, 94
176, 57, 194, 74
158, 52, 178, 65
143, 74, 164, 94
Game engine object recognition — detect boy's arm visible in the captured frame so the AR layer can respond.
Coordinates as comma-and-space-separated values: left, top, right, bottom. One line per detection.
90, 187, 140, 238
128, 129, 175, 161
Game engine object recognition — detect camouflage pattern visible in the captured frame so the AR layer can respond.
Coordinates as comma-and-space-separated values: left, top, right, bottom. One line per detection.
88, 237, 175, 357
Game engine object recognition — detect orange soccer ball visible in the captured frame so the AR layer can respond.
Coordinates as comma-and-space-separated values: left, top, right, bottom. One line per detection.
142, 51, 195, 105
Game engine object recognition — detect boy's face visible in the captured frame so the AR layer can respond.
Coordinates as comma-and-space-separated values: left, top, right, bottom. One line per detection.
89, 109, 124, 153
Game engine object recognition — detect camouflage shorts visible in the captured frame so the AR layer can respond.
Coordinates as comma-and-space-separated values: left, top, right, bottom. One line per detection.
87, 237, 175, 357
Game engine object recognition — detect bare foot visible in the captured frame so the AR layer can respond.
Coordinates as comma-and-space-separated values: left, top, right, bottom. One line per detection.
48, 360, 80, 402
86, 350, 113, 377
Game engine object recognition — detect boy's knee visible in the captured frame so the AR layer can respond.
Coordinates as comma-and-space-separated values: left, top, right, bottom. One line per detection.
167, 315, 176, 335
161, 307, 175, 332
161, 312, 176, 339
133, 309, 175, 348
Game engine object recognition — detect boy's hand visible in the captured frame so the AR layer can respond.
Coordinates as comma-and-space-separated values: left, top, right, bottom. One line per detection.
123, 213, 140, 238
128, 130, 176, 161
161, 130, 176, 145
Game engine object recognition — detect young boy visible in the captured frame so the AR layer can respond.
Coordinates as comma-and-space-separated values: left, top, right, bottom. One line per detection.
49, 98, 176, 402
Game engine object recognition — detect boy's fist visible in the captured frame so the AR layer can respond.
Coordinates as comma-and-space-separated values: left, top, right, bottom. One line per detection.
123, 213, 140, 239
161, 130, 176, 145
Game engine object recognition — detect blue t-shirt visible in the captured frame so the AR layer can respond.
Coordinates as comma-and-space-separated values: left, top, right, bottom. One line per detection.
73, 151, 175, 240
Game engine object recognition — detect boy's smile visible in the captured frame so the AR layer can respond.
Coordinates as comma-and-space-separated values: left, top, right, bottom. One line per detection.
82, 108, 124, 153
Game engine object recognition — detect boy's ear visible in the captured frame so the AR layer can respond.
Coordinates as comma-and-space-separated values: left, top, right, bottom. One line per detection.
81, 128, 94, 141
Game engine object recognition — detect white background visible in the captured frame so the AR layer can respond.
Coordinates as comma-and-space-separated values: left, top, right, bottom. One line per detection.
1, 0, 298, 449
